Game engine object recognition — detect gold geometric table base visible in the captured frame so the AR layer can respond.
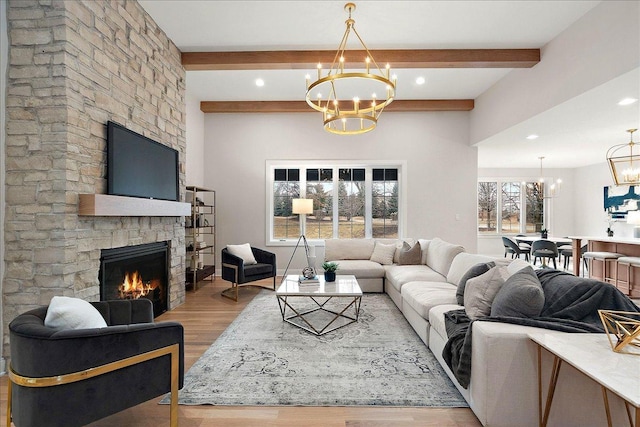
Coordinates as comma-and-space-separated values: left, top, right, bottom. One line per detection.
599, 309, 640, 355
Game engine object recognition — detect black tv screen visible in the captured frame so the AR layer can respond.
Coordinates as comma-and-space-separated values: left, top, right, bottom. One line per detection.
107, 121, 179, 201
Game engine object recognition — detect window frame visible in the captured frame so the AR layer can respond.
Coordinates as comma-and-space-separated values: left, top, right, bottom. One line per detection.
477, 177, 548, 237
266, 160, 407, 246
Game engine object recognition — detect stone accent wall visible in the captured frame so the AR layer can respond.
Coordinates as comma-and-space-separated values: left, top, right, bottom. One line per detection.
4, 0, 187, 358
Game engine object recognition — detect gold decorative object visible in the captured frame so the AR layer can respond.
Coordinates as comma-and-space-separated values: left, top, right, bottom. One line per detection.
607, 128, 640, 186
305, 2, 396, 135
598, 309, 640, 355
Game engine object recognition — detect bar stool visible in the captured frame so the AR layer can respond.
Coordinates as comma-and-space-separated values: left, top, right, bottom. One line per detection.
582, 251, 624, 285
615, 256, 640, 295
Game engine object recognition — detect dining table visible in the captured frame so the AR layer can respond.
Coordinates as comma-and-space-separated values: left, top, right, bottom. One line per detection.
513, 235, 572, 268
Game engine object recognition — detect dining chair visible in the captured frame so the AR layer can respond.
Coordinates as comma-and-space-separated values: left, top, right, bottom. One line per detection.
531, 240, 558, 269
502, 237, 530, 261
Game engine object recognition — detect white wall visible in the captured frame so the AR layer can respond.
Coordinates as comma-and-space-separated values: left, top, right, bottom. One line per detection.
0, 0, 7, 374
185, 89, 205, 187
203, 111, 478, 272
470, 1, 640, 144
477, 167, 575, 256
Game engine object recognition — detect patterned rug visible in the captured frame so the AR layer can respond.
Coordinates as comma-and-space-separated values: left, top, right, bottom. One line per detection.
162, 290, 467, 407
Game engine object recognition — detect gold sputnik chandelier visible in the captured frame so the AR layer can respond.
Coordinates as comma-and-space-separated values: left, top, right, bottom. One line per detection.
607, 129, 640, 185
305, 3, 396, 135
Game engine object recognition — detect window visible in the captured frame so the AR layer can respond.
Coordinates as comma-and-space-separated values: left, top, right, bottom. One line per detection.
268, 162, 404, 243
478, 180, 545, 235
372, 168, 399, 238
306, 168, 333, 239
273, 169, 300, 240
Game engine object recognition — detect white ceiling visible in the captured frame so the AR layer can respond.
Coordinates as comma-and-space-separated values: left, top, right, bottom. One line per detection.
139, 0, 639, 169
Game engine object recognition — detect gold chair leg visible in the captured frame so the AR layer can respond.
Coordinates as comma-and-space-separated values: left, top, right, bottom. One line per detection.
221, 282, 239, 302
170, 344, 179, 427
7, 377, 12, 427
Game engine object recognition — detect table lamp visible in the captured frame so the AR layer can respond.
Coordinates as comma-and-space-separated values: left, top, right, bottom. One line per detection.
627, 210, 640, 238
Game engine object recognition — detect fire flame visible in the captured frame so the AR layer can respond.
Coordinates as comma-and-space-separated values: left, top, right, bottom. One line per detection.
118, 271, 159, 300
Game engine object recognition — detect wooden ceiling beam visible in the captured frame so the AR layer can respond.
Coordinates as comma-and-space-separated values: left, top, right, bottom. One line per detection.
200, 99, 474, 113
183, 49, 539, 71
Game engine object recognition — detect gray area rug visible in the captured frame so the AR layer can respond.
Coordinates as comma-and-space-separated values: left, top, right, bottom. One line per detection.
162, 290, 467, 407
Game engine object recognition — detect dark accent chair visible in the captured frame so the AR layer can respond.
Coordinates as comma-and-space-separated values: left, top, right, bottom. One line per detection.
531, 239, 558, 269
7, 299, 184, 427
502, 236, 530, 261
222, 246, 277, 301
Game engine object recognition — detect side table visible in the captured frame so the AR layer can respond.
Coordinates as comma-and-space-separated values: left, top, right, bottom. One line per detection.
529, 333, 639, 427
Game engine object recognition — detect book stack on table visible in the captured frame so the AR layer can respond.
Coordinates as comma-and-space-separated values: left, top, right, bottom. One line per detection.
298, 275, 320, 285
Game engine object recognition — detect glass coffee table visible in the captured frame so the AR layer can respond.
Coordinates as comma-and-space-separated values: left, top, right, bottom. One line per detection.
276, 274, 362, 335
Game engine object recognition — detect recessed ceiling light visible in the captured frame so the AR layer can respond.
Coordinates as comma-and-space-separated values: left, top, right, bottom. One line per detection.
618, 97, 638, 106
415, 76, 426, 85
255, 78, 265, 87
526, 134, 539, 140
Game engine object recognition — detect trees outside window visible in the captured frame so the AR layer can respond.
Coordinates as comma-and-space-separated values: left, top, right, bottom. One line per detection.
478, 180, 545, 235
269, 164, 402, 242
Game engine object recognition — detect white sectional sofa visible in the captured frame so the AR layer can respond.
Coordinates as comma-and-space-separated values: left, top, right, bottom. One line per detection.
323, 237, 629, 427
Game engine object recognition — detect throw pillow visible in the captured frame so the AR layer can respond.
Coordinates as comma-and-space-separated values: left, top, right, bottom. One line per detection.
456, 261, 496, 305
491, 266, 545, 318
464, 266, 509, 320
398, 241, 422, 265
44, 296, 108, 330
226, 243, 257, 265
370, 242, 397, 265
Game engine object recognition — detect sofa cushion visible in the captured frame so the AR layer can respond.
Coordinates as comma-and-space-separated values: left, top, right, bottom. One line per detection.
370, 241, 397, 265
426, 238, 465, 276
44, 296, 108, 330
385, 265, 447, 292
447, 252, 498, 288
491, 266, 545, 318
418, 239, 431, 264
455, 261, 496, 305
324, 239, 375, 261
401, 281, 458, 319
398, 241, 422, 265
326, 259, 385, 278
464, 266, 510, 320
428, 303, 464, 341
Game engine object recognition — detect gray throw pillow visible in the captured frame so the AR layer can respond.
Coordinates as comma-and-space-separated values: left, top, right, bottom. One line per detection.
456, 261, 496, 305
464, 266, 510, 320
398, 241, 422, 265
491, 266, 545, 318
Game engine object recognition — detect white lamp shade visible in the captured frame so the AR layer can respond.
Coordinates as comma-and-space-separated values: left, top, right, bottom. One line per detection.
628, 210, 640, 225
292, 198, 313, 215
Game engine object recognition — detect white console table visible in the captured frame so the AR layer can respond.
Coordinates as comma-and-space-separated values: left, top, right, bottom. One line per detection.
529, 333, 640, 427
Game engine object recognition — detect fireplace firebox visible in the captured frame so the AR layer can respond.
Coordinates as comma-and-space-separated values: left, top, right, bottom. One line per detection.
99, 242, 169, 317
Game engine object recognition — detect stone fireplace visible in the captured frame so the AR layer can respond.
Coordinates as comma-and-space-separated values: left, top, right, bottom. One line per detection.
3, 0, 188, 360
99, 242, 170, 318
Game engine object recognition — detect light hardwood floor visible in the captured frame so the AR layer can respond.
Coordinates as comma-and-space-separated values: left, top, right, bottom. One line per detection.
2, 278, 481, 427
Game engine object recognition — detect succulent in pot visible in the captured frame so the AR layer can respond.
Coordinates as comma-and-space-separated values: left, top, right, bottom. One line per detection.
321, 261, 339, 282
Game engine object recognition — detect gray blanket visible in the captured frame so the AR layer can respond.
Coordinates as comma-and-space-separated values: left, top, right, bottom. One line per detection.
442, 269, 640, 388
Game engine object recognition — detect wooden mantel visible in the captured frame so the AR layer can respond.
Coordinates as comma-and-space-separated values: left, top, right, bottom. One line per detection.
79, 194, 191, 217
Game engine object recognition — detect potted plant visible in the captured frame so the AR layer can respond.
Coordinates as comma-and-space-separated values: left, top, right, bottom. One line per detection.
540, 228, 548, 239
321, 261, 339, 282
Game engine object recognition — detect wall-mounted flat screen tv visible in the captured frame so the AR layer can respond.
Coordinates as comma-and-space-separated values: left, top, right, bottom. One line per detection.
107, 121, 179, 202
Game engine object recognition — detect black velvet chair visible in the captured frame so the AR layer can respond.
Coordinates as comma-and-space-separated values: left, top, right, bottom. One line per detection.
222, 246, 277, 301
7, 299, 184, 427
